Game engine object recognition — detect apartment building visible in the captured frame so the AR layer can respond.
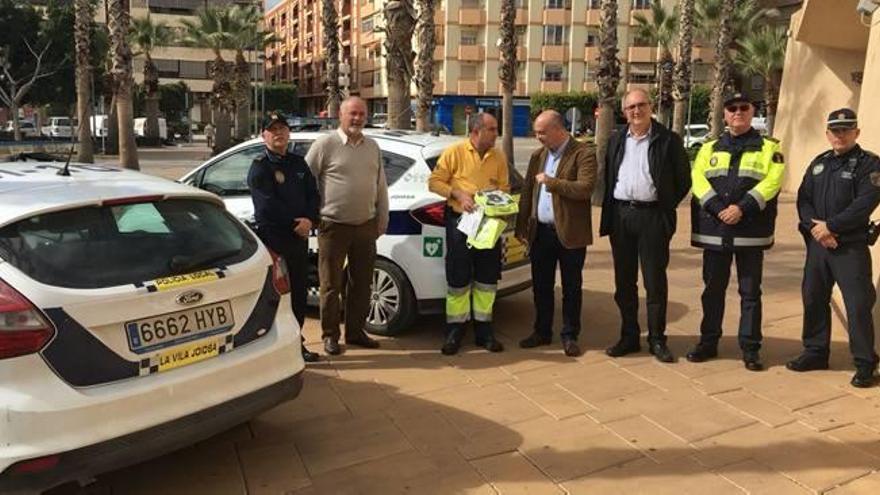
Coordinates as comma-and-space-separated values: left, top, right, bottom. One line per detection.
266, 0, 789, 135
96, 0, 264, 124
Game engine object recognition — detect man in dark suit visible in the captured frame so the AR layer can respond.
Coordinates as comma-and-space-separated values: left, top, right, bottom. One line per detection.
599, 89, 691, 363
515, 110, 598, 357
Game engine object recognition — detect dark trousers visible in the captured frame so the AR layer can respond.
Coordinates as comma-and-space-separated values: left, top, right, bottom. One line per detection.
610, 205, 673, 345
445, 209, 502, 341
280, 236, 309, 329
530, 223, 586, 341
699, 249, 764, 351
317, 218, 377, 341
802, 239, 878, 368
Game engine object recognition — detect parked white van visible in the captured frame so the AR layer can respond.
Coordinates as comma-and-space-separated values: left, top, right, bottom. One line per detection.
133, 117, 168, 140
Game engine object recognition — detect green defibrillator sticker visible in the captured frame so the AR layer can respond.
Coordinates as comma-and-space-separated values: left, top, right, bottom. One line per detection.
423, 237, 444, 257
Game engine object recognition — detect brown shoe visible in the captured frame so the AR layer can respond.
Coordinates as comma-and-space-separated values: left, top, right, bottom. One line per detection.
347, 334, 380, 349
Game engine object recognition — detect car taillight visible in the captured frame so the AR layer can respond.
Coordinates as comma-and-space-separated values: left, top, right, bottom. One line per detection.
9, 454, 60, 474
411, 201, 447, 227
268, 250, 291, 295
0, 278, 54, 360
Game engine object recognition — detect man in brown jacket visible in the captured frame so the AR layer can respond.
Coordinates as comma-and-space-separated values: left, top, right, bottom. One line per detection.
515, 110, 598, 356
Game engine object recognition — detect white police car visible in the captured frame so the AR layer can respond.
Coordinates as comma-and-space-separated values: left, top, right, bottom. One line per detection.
181, 130, 532, 335
0, 159, 303, 493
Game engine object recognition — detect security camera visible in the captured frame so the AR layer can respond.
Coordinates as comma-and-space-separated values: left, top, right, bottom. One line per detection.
857, 0, 879, 16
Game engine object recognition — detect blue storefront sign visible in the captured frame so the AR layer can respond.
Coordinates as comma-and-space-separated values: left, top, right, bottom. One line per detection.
434, 95, 532, 137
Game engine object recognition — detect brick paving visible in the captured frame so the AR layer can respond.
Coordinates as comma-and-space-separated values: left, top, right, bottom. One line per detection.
56, 194, 880, 494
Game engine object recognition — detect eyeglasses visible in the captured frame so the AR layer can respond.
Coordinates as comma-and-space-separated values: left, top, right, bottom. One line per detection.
624, 102, 649, 112
725, 104, 751, 113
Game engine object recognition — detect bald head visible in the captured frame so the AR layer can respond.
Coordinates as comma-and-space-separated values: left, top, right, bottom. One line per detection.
533, 110, 569, 151
340, 96, 367, 138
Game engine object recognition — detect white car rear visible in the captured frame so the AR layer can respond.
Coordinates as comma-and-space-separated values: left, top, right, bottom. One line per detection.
181, 130, 531, 336
0, 161, 303, 493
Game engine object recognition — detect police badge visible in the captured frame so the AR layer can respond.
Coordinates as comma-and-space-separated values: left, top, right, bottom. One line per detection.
274, 170, 285, 184
813, 163, 824, 175
709, 156, 718, 167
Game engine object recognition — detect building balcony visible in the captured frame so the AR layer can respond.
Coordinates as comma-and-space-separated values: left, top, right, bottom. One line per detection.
360, 31, 375, 45
359, 58, 375, 72
626, 82, 653, 93
497, 81, 527, 96
515, 8, 529, 25
543, 8, 571, 25
435, 9, 446, 25
458, 80, 485, 94
630, 8, 652, 25
459, 45, 486, 61
584, 45, 599, 62
691, 46, 716, 64
540, 80, 565, 92
586, 8, 601, 25
434, 45, 445, 61
434, 81, 445, 93
360, 1, 375, 18
360, 86, 374, 98
583, 81, 598, 92
459, 8, 486, 25
516, 45, 527, 61
628, 46, 658, 62
542, 45, 569, 62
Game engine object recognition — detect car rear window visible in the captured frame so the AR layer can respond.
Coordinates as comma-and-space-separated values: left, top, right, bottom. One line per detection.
0, 198, 258, 289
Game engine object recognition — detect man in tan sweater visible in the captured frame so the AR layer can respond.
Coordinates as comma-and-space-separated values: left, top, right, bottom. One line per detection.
305, 97, 389, 355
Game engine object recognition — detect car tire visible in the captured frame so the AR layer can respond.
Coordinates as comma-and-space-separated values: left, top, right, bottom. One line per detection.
365, 258, 416, 336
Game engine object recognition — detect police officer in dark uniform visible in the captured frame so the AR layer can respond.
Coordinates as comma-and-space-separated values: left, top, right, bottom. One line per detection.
687, 92, 786, 371
788, 108, 880, 388
247, 112, 321, 362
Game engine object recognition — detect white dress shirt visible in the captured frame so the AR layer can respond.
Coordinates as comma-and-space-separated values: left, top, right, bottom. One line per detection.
612, 126, 658, 202
537, 137, 570, 224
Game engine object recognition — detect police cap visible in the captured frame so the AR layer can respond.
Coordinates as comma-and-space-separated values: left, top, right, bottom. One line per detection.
826, 108, 858, 129
723, 91, 753, 108
261, 111, 291, 131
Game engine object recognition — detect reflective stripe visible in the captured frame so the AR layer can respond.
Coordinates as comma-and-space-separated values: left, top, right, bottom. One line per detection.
691, 233, 774, 247
448, 285, 470, 296
473, 310, 493, 322
737, 168, 766, 180
698, 190, 717, 206
446, 286, 471, 323
473, 281, 498, 292
748, 189, 767, 210
704, 168, 729, 179
472, 283, 497, 322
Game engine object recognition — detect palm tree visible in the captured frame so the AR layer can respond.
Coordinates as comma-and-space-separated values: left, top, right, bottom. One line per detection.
383, 0, 417, 129
498, 0, 516, 163
129, 14, 173, 142
180, 7, 235, 153
229, 5, 275, 139
322, 0, 341, 118
414, 0, 436, 132
695, 0, 763, 44
74, 0, 94, 162
708, 0, 735, 139
735, 25, 787, 135
594, 0, 621, 204
107, 0, 139, 170
632, 0, 677, 128
671, 0, 694, 137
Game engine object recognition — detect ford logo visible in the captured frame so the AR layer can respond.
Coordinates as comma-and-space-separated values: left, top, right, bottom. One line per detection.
176, 290, 204, 305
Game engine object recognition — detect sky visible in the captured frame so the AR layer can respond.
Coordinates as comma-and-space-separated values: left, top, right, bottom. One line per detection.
266, 0, 282, 10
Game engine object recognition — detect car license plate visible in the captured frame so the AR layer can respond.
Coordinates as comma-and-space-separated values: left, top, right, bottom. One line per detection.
125, 301, 234, 353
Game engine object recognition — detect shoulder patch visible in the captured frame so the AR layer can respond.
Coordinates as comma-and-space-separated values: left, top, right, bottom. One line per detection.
863, 149, 880, 160
871, 171, 880, 188
772, 151, 785, 163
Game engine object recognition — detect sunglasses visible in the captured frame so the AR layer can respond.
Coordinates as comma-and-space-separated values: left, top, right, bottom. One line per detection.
725, 104, 751, 113
624, 101, 649, 112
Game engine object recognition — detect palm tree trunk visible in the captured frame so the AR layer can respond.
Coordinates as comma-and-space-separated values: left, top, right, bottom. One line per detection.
415, 0, 436, 132
384, 0, 417, 129
499, 0, 517, 164
672, 0, 694, 136
75, 0, 94, 162
322, 0, 341, 118
764, 76, 778, 136
108, 0, 139, 170
709, 0, 735, 139
209, 56, 233, 153
143, 53, 161, 142
594, 0, 621, 205
233, 51, 250, 140
657, 49, 674, 128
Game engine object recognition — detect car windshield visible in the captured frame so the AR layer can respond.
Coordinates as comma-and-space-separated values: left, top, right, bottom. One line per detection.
54, 118, 71, 126
0, 198, 258, 289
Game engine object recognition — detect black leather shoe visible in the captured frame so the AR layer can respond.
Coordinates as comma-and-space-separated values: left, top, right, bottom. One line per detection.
323, 337, 341, 355
649, 342, 675, 363
562, 339, 581, 357
605, 340, 641, 357
686, 344, 718, 363
301, 346, 320, 363
347, 334, 380, 349
785, 353, 829, 372
851, 367, 877, 388
742, 349, 763, 371
519, 333, 552, 348
476, 337, 504, 353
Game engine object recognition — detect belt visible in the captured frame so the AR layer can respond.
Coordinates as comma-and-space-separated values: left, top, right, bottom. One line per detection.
615, 199, 660, 209
537, 222, 556, 230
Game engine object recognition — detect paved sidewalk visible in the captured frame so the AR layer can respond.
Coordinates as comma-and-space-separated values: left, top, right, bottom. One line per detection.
59, 196, 880, 495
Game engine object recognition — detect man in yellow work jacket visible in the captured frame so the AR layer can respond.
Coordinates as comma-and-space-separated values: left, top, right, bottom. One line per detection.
687, 92, 785, 371
428, 112, 509, 355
